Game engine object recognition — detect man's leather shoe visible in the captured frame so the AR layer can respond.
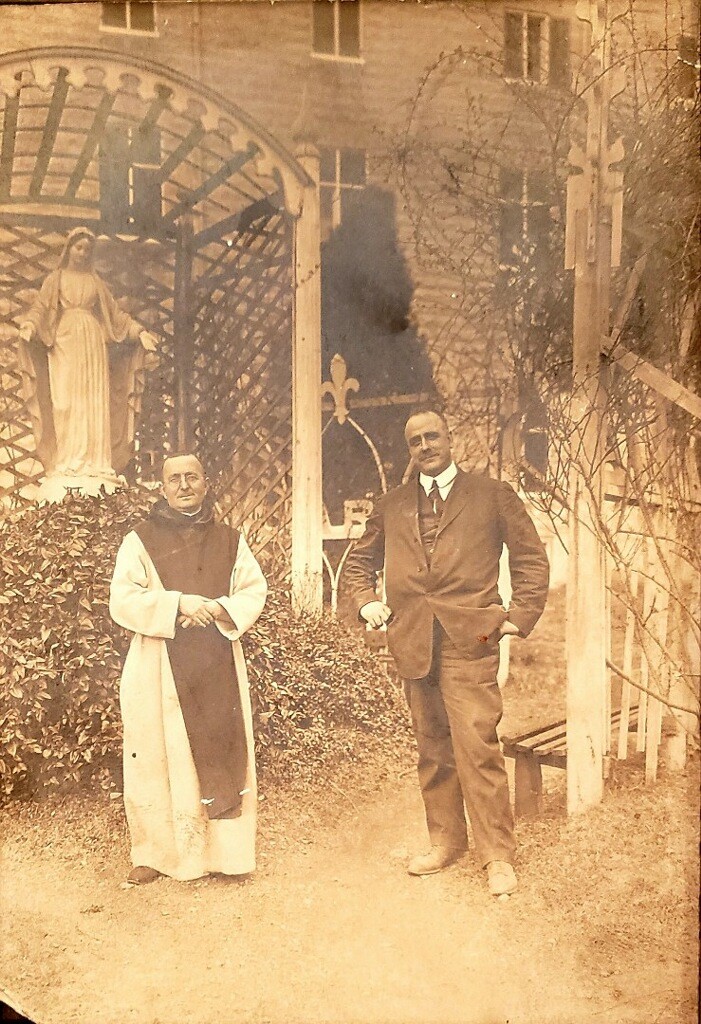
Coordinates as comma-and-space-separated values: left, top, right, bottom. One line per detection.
127, 865, 162, 885
486, 860, 517, 896
407, 845, 466, 876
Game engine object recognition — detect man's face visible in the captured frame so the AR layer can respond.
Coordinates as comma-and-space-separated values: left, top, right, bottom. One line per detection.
405, 412, 453, 477
161, 455, 208, 512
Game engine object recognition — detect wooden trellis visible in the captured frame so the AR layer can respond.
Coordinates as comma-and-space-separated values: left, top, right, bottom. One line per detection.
0, 48, 321, 593
190, 205, 294, 565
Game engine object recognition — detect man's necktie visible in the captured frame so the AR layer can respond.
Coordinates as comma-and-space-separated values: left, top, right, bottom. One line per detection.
429, 480, 444, 516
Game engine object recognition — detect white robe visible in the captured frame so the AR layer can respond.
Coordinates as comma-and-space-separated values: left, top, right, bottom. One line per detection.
109, 529, 267, 880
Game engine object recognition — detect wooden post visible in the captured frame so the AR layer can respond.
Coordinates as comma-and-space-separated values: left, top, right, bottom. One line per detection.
664, 549, 700, 769
644, 536, 669, 783
173, 214, 195, 451
291, 143, 323, 615
617, 567, 639, 760
564, 1, 624, 813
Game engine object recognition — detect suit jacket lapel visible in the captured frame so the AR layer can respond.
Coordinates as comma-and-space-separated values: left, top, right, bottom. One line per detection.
436, 469, 471, 536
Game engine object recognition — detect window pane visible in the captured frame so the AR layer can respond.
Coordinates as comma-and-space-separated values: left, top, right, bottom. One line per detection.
524, 428, 549, 478
340, 186, 364, 224
500, 203, 522, 263
675, 34, 698, 99
526, 15, 544, 81
132, 125, 161, 166
132, 167, 162, 234
528, 172, 548, 206
100, 124, 131, 231
549, 19, 571, 88
340, 148, 365, 185
504, 13, 523, 78
313, 1, 335, 54
320, 185, 334, 240
338, 0, 360, 58
500, 167, 522, 201
129, 1, 155, 32
319, 147, 336, 184
528, 203, 550, 248
101, 2, 128, 28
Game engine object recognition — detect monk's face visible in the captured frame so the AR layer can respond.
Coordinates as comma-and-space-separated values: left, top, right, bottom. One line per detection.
405, 412, 453, 477
161, 455, 208, 513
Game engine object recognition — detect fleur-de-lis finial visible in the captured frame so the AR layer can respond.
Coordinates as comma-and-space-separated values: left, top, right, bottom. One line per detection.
322, 354, 359, 425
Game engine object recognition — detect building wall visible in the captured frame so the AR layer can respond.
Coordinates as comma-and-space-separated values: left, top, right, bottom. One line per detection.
1, 0, 697, 459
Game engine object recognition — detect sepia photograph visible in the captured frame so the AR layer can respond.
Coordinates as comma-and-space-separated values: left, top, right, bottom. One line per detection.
0, 1, 699, 1022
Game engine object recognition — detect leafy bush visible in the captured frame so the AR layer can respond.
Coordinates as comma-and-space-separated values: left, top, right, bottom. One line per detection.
0, 489, 407, 801
247, 585, 409, 781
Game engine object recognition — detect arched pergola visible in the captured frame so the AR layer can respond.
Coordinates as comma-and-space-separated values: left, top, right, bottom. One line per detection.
0, 47, 322, 612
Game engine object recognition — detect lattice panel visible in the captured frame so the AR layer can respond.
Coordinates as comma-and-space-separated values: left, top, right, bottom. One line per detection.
92, 235, 177, 479
0, 223, 64, 500
0, 51, 305, 514
190, 206, 293, 562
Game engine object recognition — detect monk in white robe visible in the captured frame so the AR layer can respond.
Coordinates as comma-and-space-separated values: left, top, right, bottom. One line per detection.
109, 454, 267, 884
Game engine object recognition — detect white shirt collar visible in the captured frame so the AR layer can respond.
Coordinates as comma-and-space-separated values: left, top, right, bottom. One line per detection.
419, 462, 458, 496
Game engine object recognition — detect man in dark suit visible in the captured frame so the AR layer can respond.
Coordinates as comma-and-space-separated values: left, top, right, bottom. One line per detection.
344, 406, 549, 896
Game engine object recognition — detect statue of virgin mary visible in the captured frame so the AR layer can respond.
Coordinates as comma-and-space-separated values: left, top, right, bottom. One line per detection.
17, 227, 158, 498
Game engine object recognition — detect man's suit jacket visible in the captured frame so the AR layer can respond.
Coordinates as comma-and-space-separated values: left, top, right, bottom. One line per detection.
344, 469, 550, 680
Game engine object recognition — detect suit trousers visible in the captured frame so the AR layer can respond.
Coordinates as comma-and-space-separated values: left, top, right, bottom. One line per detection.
403, 628, 516, 867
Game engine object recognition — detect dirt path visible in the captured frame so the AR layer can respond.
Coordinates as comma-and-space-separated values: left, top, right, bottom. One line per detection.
2, 757, 697, 1024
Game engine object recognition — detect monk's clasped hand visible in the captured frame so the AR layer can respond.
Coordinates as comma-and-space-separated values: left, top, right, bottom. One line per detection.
178, 594, 215, 627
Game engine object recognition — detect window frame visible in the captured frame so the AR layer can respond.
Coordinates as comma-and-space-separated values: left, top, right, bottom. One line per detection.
503, 9, 571, 89
100, 121, 163, 235
99, 1, 158, 37
498, 167, 550, 270
311, 0, 363, 64
319, 146, 367, 240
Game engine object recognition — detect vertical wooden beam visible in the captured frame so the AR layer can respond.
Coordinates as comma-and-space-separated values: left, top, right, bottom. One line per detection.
617, 567, 639, 760
291, 144, 323, 615
644, 534, 669, 784
604, 547, 613, 765
173, 215, 195, 451
565, 218, 608, 809
664, 549, 699, 770
0, 92, 19, 200
565, 0, 623, 814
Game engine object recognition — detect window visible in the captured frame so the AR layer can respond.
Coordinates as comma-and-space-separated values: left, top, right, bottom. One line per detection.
319, 147, 366, 240
499, 168, 550, 267
101, 2, 156, 34
100, 123, 162, 235
522, 407, 549, 489
313, 0, 361, 60
504, 11, 570, 88
673, 34, 699, 101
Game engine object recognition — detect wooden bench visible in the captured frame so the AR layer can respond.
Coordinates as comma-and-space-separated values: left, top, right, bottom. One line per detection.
501, 706, 639, 816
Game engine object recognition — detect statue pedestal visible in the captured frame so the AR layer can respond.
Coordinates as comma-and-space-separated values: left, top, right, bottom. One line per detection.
37, 472, 125, 503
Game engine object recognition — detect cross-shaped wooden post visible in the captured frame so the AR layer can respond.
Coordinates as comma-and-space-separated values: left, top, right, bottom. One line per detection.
564, 0, 625, 814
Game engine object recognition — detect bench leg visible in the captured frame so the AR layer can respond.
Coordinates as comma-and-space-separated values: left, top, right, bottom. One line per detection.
513, 752, 543, 817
